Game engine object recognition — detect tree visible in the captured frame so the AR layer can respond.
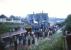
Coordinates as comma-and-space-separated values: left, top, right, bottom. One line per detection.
0, 23, 10, 34
64, 14, 71, 32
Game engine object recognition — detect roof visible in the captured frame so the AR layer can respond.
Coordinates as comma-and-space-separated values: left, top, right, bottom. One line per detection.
0, 15, 7, 18
10, 16, 20, 20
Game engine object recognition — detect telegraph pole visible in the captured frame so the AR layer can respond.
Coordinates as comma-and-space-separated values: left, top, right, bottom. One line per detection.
64, 31, 68, 50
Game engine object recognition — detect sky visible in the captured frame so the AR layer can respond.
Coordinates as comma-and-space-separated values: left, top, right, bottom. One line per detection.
0, 0, 71, 18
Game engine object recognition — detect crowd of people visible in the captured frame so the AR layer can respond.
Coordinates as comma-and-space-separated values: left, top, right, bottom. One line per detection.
0, 25, 59, 50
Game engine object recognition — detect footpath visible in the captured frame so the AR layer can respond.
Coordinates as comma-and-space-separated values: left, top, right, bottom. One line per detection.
30, 28, 63, 50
